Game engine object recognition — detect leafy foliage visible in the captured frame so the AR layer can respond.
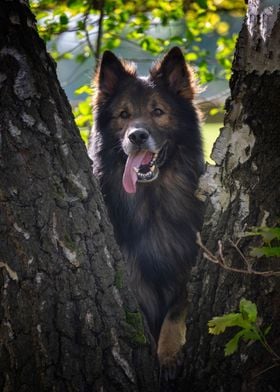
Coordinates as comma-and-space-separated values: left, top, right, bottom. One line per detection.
241, 226, 280, 259
208, 299, 270, 356
30, 1, 246, 136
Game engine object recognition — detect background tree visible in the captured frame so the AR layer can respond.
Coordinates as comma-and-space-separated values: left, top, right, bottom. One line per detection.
30, 0, 246, 137
0, 1, 157, 390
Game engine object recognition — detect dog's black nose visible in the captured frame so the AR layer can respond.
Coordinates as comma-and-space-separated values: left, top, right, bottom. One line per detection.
128, 129, 149, 145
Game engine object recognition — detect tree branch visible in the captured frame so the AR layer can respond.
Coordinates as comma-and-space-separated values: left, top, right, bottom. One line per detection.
196, 233, 280, 277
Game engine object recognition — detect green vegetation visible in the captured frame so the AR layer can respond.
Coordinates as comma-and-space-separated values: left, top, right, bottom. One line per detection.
208, 298, 280, 368
114, 269, 124, 289
208, 227, 280, 361
202, 122, 221, 164
241, 226, 280, 258
30, 1, 245, 149
208, 299, 271, 356
125, 311, 147, 345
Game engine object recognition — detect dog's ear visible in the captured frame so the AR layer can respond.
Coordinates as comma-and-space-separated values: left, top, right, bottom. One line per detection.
150, 47, 196, 100
94, 51, 135, 95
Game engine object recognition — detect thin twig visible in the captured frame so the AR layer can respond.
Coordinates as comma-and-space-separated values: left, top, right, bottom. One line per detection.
229, 239, 252, 273
84, 6, 96, 58
95, 0, 105, 65
253, 362, 280, 379
196, 233, 280, 277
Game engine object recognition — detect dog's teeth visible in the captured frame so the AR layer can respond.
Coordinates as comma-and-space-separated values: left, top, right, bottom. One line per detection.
133, 167, 139, 173
150, 153, 158, 166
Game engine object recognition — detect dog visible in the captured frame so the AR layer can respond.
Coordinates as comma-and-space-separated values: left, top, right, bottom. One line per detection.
89, 47, 204, 369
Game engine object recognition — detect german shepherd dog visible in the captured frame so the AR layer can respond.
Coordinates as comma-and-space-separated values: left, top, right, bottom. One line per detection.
89, 47, 204, 369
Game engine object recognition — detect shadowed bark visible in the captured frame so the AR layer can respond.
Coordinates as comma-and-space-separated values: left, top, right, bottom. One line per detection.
181, 2, 280, 391
0, 1, 158, 391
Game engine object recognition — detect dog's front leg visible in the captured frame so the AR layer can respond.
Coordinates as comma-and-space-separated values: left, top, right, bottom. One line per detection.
157, 295, 188, 378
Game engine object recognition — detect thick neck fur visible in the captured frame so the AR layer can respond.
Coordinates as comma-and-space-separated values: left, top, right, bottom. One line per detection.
93, 128, 204, 276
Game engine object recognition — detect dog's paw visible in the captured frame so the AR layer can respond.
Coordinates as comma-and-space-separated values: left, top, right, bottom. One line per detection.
159, 349, 185, 381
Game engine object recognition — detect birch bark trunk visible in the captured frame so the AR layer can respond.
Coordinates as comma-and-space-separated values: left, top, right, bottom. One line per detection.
182, 2, 280, 391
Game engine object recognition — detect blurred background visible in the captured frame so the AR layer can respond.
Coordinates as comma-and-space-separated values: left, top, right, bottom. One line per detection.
30, 0, 246, 163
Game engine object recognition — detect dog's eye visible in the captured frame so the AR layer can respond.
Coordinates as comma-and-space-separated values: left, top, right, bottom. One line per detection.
152, 108, 164, 117
119, 110, 130, 119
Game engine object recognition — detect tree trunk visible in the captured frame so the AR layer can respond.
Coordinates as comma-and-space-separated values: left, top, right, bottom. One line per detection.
182, 2, 280, 391
0, 1, 158, 391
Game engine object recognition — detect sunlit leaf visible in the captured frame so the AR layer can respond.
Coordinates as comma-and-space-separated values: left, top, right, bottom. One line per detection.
75, 85, 93, 95
208, 313, 244, 335
239, 299, 258, 323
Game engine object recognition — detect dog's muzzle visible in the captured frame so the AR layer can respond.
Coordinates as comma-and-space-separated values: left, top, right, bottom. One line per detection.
122, 127, 168, 193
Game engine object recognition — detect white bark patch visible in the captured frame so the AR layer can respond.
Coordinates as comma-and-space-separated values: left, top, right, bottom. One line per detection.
68, 173, 88, 200
35, 273, 43, 284
54, 112, 63, 139
0, 262, 18, 281
104, 245, 113, 269
85, 311, 94, 326
112, 286, 124, 308
9, 121, 21, 138
227, 125, 256, 172
37, 122, 50, 136
111, 328, 136, 383
211, 126, 232, 165
60, 143, 69, 156
197, 166, 230, 225
14, 222, 30, 239
233, 185, 250, 233
0, 48, 34, 100
96, 209, 101, 221
3, 320, 14, 340
52, 213, 80, 268
260, 4, 279, 40
61, 246, 79, 267
247, 0, 280, 40
260, 210, 270, 226
21, 112, 35, 127
53, 113, 70, 155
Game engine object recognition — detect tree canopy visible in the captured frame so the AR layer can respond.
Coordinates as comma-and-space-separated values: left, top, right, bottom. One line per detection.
30, 0, 246, 135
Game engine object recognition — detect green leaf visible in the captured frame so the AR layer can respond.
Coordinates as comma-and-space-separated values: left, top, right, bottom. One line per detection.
239, 299, 257, 323
80, 129, 89, 144
250, 247, 280, 258
59, 14, 69, 25
75, 85, 93, 95
242, 227, 280, 243
241, 328, 260, 342
208, 313, 244, 335
78, 101, 91, 115
225, 330, 244, 356
209, 108, 220, 116
197, 0, 208, 9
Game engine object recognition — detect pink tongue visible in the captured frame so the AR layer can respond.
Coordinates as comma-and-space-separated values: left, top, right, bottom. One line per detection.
122, 151, 153, 193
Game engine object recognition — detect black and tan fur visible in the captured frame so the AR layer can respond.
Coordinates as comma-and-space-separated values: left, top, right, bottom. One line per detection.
89, 47, 204, 367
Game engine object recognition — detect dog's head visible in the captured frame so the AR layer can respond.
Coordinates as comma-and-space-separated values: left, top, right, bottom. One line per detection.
93, 47, 198, 194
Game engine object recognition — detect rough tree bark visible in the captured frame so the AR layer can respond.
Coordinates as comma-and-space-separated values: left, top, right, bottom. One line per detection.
0, 1, 158, 391
182, 1, 280, 391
